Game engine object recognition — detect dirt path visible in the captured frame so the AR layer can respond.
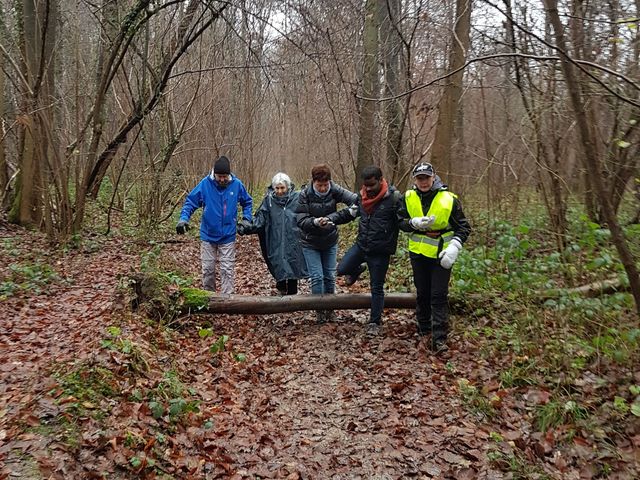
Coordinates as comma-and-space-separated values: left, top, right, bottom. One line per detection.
146, 238, 513, 478
1, 225, 633, 478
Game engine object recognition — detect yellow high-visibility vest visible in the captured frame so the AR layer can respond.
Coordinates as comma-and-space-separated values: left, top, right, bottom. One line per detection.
405, 190, 456, 258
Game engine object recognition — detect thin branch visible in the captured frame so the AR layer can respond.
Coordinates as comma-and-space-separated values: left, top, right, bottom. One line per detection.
359, 52, 640, 107
0, 43, 33, 95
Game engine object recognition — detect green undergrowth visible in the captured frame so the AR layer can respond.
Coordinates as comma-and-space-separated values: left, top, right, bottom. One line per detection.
337, 199, 640, 447
127, 243, 195, 325
454, 207, 639, 458
31, 325, 215, 475
0, 237, 64, 299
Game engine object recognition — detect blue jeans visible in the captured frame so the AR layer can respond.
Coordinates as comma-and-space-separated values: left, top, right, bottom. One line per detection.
302, 244, 337, 295
337, 244, 391, 324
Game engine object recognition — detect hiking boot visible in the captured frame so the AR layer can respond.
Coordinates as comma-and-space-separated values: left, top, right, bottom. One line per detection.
366, 322, 381, 337
430, 340, 449, 354
344, 264, 366, 286
416, 322, 432, 337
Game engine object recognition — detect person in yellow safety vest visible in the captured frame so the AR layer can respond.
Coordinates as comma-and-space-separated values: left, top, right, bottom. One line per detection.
397, 162, 471, 354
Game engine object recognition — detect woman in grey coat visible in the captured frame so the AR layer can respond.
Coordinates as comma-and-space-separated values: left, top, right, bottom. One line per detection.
240, 173, 308, 295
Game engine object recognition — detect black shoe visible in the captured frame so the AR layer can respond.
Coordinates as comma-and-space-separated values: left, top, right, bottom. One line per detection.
430, 340, 448, 354
417, 323, 432, 336
316, 311, 327, 324
344, 264, 366, 286
366, 322, 381, 336
366, 323, 381, 336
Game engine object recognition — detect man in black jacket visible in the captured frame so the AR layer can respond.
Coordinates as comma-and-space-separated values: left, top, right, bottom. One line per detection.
330, 166, 401, 336
397, 162, 471, 353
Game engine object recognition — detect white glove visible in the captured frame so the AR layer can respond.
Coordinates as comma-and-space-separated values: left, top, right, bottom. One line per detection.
438, 238, 462, 269
410, 215, 436, 231
348, 204, 358, 217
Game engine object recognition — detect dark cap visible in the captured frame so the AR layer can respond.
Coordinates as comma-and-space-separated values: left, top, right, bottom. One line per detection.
412, 162, 435, 177
214, 156, 231, 175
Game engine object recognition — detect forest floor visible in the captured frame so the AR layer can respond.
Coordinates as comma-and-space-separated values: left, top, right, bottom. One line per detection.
0, 220, 638, 479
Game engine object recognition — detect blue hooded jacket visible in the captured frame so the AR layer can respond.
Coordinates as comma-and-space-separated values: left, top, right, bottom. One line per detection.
180, 173, 253, 244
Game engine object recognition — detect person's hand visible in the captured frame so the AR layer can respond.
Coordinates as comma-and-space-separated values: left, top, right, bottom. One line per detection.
438, 238, 462, 269
313, 217, 334, 228
348, 204, 358, 217
237, 218, 252, 235
176, 220, 190, 235
410, 215, 436, 230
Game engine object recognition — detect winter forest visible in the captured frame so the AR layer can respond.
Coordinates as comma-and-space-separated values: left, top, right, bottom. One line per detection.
1, 0, 640, 478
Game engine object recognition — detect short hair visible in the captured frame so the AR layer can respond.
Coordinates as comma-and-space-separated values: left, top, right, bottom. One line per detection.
271, 172, 291, 190
361, 165, 382, 181
311, 164, 332, 182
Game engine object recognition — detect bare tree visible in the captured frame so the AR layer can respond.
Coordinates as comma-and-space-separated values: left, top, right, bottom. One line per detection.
430, 0, 472, 188
380, 0, 406, 183
543, 0, 640, 315
7, 0, 67, 238
0, 15, 7, 205
355, 0, 382, 188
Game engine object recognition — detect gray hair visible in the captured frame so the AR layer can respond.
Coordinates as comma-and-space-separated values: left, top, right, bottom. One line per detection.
271, 172, 291, 190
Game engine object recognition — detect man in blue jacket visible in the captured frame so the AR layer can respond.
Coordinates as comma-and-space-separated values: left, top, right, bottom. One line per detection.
176, 156, 253, 294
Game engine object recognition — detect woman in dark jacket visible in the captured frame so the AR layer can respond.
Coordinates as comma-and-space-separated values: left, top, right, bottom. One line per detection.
330, 165, 401, 336
296, 164, 357, 322
240, 173, 307, 295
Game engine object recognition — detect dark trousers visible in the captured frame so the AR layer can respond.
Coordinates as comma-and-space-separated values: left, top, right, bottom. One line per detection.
410, 253, 451, 342
337, 244, 391, 325
276, 279, 298, 295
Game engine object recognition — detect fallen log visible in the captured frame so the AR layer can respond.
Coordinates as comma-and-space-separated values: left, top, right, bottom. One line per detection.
179, 288, 418, 314
540, 277, 629, 300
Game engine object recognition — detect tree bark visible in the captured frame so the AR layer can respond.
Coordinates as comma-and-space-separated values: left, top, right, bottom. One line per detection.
355, 0, 381, 189
381, 0, 405, 179
541, 278, 630, 300
430, 0, 471, 187
181, 292, 420, 314
0, 38, 8, 207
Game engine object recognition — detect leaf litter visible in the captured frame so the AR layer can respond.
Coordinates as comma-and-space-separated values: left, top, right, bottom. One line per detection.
0, 222, 638, 478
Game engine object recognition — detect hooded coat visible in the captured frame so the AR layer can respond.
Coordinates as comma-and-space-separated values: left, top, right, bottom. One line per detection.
180, 173, 253, 244
248, 185, 308, 282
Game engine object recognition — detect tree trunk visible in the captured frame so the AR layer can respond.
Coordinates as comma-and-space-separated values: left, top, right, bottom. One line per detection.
543, 0, 640, 317
381, 0, 405, 179
355, 0, 381, 189
430, 0, 471, 188
0, 40, 8, 207
9, 0, 54, 229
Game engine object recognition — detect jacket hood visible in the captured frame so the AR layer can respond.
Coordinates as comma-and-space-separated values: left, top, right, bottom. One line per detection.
267, 181, 297, 193
431, 175, 445, 191
412, 175, 447, 196
267, 182, 297, 207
